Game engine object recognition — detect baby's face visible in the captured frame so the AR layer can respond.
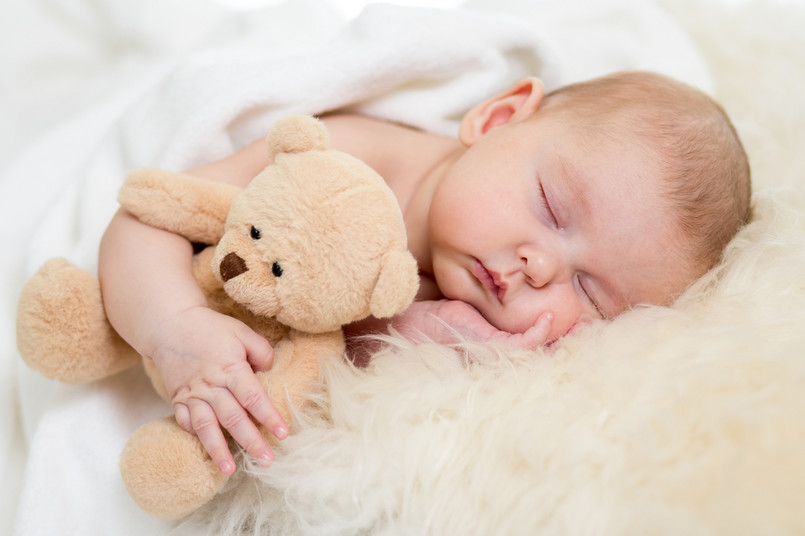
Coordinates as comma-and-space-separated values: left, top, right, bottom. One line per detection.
427, 112, 694, 343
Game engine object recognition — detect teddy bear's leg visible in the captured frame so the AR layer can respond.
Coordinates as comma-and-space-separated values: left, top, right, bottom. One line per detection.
119, 417, 229, 519
16, 257, 141, 384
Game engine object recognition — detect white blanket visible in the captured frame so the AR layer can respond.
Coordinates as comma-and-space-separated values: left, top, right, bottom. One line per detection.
7, 0, 792, 534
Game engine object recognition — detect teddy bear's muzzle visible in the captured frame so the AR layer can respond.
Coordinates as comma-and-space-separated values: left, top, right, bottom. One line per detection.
220, 252, 248, 282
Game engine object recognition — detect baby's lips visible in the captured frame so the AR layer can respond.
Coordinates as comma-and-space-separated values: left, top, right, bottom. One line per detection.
471, 258, 507, 302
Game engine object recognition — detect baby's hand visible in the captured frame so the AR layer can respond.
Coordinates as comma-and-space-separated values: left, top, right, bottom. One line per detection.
147, 305, 288, 475
394, 299, 553, 350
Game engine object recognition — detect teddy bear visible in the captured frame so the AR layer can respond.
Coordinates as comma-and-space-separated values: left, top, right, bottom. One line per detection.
16, 114, 420, 519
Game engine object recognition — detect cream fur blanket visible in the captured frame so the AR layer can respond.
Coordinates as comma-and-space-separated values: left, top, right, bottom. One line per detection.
3, 0, 804, 535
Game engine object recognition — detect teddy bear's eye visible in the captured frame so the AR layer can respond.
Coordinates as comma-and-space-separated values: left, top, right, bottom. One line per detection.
271, 262, 283, 277
250, 226, 261, 240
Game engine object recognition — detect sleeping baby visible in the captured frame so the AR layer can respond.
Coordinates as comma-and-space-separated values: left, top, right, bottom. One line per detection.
97, 70, 751, 476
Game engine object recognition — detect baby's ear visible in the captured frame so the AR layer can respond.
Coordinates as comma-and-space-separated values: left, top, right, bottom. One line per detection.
458, 77, 545, 145
369, 250, 420, 319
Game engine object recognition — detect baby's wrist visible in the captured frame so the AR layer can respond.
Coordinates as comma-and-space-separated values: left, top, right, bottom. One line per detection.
141, 302, 210, 359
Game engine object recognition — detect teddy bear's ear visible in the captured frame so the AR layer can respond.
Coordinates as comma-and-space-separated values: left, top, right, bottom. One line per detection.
266, 115, 329, 161
370, 250, 420, 319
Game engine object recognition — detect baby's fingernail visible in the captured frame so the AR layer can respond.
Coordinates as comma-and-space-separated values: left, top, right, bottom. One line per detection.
274, 426, 288, 440
218, 460, 235, 475
258, 452, 273, 466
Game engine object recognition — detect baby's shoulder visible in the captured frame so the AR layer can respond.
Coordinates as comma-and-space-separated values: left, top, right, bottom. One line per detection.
321, 113, 410, 173
322, 113, 397, 148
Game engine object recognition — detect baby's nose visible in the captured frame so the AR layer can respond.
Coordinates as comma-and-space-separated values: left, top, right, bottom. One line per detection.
518, 244, 559, 289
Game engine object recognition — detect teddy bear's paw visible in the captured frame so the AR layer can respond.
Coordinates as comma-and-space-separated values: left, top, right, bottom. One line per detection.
16, 258, 140, 383
120, 417, 228, 519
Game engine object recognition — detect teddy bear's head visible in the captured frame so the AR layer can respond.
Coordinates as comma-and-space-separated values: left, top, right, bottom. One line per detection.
212, 115, 419, 334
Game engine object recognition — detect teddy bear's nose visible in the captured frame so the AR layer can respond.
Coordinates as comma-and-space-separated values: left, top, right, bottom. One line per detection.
220, 252, 248, 282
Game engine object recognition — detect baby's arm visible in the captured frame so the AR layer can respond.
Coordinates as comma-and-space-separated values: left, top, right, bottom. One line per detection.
99, 140, 286, 475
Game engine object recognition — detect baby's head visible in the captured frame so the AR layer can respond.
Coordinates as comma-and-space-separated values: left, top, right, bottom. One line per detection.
428, 70, 751, 343
540, 71, 752, 279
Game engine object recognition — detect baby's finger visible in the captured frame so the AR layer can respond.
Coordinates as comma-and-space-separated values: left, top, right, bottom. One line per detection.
174, 402, 192, 434
227, 372, 288, 442
515, 312, 554, 349
210, 389, 276, 467
187, 398, 237, 475
239, 327, 274, 373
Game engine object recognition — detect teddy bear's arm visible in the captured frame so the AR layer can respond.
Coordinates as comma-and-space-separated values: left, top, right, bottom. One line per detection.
118, 168, 243, 245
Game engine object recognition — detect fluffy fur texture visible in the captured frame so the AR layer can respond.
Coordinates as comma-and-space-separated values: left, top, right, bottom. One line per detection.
171, 1, 805, 534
